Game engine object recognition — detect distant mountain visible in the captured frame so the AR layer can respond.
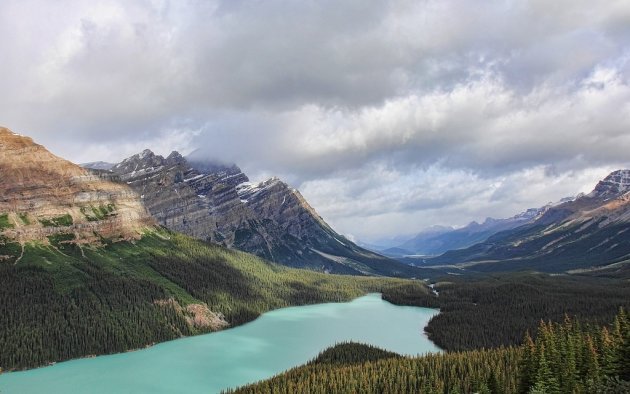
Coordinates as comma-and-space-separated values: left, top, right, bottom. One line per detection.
356, 235, 415, 252
390, 208, 550, 258
107, 150, 418, 277
80, 161, 115, 170
425, 170, 630, 274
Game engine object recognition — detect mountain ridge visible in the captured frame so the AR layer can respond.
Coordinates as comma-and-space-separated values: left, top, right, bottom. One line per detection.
384, 205, 552, 258
424, 169, 630, 274
103, 148, 418, 277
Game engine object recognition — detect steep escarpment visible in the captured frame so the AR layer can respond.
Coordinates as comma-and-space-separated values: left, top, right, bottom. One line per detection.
106, 151, 417, 277
0, 127, 152, 251
109, 150, 256, 246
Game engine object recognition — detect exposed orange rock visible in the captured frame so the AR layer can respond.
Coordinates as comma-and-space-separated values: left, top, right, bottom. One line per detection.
0, 127, 154, 244
154, 298, 229, 331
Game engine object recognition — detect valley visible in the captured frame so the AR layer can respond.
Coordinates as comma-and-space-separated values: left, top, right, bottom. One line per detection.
1, 127, 628, 393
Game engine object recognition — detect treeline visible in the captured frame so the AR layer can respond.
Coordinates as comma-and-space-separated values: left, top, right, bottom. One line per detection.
230, 343, 521, 393
229, 311, 630, 393
0, 229, 433, 371
423, 274, 630, 351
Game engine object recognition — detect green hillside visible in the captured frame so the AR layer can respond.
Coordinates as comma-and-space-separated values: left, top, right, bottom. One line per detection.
0, 229, 435, 371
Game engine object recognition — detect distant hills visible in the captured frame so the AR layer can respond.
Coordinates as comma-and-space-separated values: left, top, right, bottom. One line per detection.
419, 170, 630, 276
83, 150, 418, 277
380, 205, 550, 258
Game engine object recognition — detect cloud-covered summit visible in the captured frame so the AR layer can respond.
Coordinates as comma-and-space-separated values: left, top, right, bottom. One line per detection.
1, 0, 629, 241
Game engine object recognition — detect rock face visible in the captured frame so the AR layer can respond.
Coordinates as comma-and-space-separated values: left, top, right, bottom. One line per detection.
589, 170, 630, 199
426, 169, 630, 274
0, 127, 153, 245
109, 150, 417, 276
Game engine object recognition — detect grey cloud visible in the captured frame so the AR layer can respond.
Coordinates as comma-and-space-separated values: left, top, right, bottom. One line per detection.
1, 0, 629, 240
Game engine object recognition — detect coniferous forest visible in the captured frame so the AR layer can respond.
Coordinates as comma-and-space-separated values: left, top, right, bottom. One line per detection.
231, 309, 630, 393
0, 229, 434, 371
422, 274, 630, 351
3, 227, 629, 387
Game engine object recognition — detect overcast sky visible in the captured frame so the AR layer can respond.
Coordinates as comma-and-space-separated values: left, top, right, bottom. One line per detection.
1, 1, 629, 244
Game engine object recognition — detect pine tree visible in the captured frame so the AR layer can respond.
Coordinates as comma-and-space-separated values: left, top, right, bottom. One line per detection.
532, 343, 560, 394
519, 331, 536, 393
618, 307, 630, 381
600, 326, 619, 377
584, 334, 601, 390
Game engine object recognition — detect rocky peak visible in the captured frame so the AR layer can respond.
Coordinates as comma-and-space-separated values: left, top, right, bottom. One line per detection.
166, 151, 186, 166
187, 158, 248, 182
0, 126, 86, 181
512, 205, 550, 221
109, 149, 408, 276
589, 170, 630, 199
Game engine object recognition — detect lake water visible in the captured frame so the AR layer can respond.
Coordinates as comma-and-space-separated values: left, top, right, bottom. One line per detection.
0, 293, 440, 394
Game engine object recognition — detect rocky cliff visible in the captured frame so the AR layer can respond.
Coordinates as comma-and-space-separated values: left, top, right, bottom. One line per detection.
0, 127, 153, 251
104, 150, 417, 276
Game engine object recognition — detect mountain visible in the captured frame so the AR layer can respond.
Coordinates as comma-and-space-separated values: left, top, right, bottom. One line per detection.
80, 161, 115, 170
356, 235, 416, 252
390, 207, 550, 259
425, 170, 630, 273
106, 150, 418, 277
0, 127, 152, 252
0, 127, 433, 370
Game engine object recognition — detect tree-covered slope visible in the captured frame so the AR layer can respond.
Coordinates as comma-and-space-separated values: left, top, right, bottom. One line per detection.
0, 229, 435, 371
423, 274, 630, 352
231, 311, 630, 393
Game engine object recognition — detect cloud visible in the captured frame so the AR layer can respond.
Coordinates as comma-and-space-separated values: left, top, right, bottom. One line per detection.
302, 164, 619, 241
192, 66, 630, 179
0, 0, 629, 241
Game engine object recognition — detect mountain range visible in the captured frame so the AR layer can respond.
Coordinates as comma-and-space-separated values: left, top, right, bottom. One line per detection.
379, 205, 551, 258
421, 170, 630, 276
81, 149, 417, 277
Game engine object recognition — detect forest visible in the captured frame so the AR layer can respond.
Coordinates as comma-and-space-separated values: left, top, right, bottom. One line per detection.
231, 309, 630, 393
0, 229, 433, 371
390, 273, 630, 351
3, 225, 630, 394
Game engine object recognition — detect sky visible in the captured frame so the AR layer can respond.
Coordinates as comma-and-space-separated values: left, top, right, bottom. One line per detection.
1, 0, 629, 244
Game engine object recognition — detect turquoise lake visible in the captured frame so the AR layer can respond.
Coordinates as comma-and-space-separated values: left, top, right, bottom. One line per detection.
0, 293, 440, 394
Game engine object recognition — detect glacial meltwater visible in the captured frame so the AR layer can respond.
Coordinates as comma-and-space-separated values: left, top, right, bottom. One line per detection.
0, 293, 440, 394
